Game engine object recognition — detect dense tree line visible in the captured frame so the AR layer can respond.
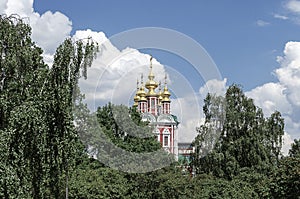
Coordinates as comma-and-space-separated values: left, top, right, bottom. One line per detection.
0, 15, 299, 198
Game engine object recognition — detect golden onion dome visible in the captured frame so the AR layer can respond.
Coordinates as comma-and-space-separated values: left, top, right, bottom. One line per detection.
158, 81, 163, 104
162, 75, 171, 102
138, 87, 147, 101
162, 86, 171, 102
133, 79, 140, 107
145, 56, 158, 96
137, 74, 147, 101
133, 95, 140, 106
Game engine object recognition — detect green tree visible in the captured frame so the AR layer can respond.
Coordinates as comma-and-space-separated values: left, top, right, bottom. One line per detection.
45, 36, 97, 198
126, 166, 189, 199
270, 157, 300, 198
289, 138, 300, 158
192, 85, 285, 179
0, 14, 48, 198
0, 15, 98, 198
186, 174, 258, 199
269, 138, 300, 198
192, 93, 225, 174
96, 103, 161, 153
95, 103, 176, 173
68, 158, 129, 199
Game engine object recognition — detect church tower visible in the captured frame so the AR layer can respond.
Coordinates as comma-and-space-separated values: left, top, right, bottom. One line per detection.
133, 56, 179, 159
161, 74, 171, 114
145, 56, 159, 116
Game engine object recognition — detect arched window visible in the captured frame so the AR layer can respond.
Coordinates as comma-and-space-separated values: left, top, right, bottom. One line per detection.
162, 128, 170, 147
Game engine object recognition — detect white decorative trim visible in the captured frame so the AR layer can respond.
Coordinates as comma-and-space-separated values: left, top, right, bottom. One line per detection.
162, 128, 170, 135
157, 114, 175, 123
141, 112, 156, 122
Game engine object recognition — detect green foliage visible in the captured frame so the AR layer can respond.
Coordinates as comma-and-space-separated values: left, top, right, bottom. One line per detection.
68, 159, 129, 199
0, 15, 98, 198
96, 103, 161, 153
270, 157, 300, 198
186, 174, 258, 199
270, 139, 300, 198
234, 168, 272, 198
1, 15, 299, 199
289, 138, 300, 158
0, 14, 48, 198
93, 103, 174, 173
192, 85, 285, 180
190, 85, 290, 198
126, 166, 188, 199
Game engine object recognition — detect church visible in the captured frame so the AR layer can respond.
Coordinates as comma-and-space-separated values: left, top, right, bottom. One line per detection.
133, 57, 179, 159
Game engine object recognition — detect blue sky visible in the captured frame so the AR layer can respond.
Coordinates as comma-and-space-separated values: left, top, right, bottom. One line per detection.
33, 0, 299, 90
1, 0, 300, 153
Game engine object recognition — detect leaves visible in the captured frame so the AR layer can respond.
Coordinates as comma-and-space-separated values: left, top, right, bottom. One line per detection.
192, 84, 285, 179
0, 15, 98, 198
1, 15, 298, 199
289, 138, 300, 158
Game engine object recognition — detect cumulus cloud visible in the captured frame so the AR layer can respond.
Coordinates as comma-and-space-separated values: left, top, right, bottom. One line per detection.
199, 78, 227, 97
0, 0, 204, 145
246, 41, 300, 154
1, 0, 72, 66
286, 0, 300, 14
76, 29, 166, 111
171, 94, 203, 142
276, 41, 300, 107
31, 11, 72, 54
246, 82, 292, 116
75, 29, 224, 144
5, 0, 33, 17
3, 0, 298, 153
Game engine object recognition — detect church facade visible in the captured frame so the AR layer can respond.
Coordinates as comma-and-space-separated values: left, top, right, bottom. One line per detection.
133, 57, 179, 159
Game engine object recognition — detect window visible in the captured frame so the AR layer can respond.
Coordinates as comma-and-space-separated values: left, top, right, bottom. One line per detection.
151, 98, 155, 107
162, 128, 170, 147
164, 135, 169, 147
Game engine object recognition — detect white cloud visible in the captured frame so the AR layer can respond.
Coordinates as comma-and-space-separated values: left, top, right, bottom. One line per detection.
31, 11, 72, 55
282, 132, 294, 155
246, 82, 292, 116
73, 29, 108, 45
256, 20, 270, 27
76, 29, 166, 111
286, 0, 300, 14
276, 41, 300, 107
284, 116, 300, 137
1, 0, 72, 66
0, 0, 7, 13
74, 29, 211, 144
5, 0, 33, 17
199, 78, 227, 97
171, 94, 203, 142
246, 41, 300, 154
274, 1, 300, 25
273, 13, 289, 20
3, 0, 298, 154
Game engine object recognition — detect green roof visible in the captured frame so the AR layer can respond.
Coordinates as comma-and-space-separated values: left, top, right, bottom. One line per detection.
171, 114, 179, 126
